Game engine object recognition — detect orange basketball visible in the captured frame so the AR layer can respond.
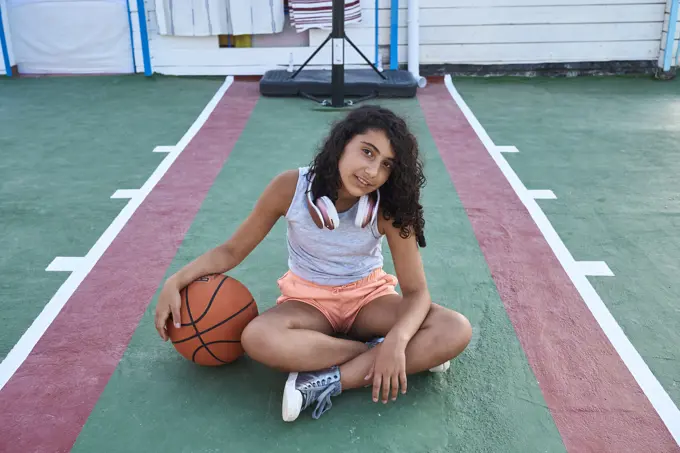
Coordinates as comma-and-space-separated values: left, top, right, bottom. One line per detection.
167, 274, 258, 366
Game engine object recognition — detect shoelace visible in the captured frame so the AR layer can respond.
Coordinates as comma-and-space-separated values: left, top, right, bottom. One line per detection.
310, 381, 342, 419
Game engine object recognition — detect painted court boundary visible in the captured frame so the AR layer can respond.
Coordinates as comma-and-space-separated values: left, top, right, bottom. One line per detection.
418, 78, 679, 452
0, 78, 260, 453
0, 76, 233, 392
442, 75, 680, 446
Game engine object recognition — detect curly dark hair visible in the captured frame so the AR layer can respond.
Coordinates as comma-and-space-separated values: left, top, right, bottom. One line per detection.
307, 104, 426, 247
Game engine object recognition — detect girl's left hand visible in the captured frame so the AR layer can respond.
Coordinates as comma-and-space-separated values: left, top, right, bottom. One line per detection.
365, 338, 407, 403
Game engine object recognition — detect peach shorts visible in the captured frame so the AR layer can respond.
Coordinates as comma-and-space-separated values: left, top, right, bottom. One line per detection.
276, 268, 399, 333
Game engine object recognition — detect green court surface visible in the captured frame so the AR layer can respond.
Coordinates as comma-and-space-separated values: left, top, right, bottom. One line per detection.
0, 75, 224, 361
70, 95, 564, 453
453, 76, 680, 406
3, 74, 679, 453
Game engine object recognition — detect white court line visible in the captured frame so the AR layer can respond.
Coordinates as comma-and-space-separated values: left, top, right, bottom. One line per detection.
444, 74, 680, 445
579, 261, 615, 277
0, 76, 235, 392
495, 145, 519, 153
45, 257, 84, 273
153, 145, 175, 153
111, 189, 140, 199
528, 190, 557, 200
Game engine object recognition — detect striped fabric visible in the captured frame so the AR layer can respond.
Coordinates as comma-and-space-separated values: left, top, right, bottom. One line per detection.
288, 0, 362, 32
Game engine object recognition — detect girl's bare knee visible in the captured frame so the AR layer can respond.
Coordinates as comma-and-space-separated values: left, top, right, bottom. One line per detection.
432, 308, 472, 359
241, 316, 279, 359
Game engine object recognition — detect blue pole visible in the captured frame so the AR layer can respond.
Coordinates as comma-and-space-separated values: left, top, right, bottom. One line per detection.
663, 0, 679, 71
136, 0, 152, 76
390, 0, 398, 70
0, 5, 12, 77
126, 0, 137, 73
675, 9, 680, 68
374, 0, 379, 66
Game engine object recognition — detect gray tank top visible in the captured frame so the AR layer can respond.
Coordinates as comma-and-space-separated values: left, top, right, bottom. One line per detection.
284, 166, 384, 286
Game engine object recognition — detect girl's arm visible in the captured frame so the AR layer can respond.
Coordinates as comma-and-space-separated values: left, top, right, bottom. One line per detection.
154, 170, 298, 339
367, 213, 432, 402
380, 214, 432, 347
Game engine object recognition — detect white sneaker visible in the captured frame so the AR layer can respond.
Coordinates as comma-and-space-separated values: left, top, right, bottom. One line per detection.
282, 366, 342, 422
429, 361, 450, 373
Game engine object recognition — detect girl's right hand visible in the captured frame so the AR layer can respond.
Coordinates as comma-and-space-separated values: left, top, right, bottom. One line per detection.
155, 280, 182, 341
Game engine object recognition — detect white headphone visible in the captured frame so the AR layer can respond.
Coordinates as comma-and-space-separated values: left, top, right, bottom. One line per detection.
305, 174, 380, 230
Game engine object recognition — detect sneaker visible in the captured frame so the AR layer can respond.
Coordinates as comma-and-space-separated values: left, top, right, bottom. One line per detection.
365, 337, 384, 349
366, 337, 450, 373
429, 361, 450, 373
282, 366, 342, 422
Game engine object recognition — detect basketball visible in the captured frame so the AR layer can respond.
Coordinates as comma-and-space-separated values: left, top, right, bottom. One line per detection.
167, 274, 258, 366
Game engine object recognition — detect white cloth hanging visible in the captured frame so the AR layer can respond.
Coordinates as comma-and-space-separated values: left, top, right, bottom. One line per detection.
288, 0, 362, 33
7, 0, 133, 74
155, 0, 285, 36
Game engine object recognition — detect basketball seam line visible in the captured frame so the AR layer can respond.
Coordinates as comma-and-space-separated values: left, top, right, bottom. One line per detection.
173, 298, 255, 345
184, 285, 229, 365
191, 340, 241, 362
180, 274, 229, 327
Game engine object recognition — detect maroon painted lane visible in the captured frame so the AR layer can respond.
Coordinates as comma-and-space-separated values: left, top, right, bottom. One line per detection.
0, 82, 260, 453
418, 81, 678, 452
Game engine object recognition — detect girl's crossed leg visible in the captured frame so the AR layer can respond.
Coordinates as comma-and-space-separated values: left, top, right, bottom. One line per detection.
343, 294, 472, 394
241, 294, 472, 421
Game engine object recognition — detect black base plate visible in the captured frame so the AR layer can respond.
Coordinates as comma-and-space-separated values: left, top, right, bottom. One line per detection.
259, 68, 417, 98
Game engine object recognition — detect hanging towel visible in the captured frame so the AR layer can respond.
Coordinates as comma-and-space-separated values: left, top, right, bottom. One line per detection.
288, 0, 362, 33
155, 0, 285, 36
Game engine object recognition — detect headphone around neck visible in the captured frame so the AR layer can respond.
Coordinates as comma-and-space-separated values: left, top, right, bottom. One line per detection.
305, 174, 380, 230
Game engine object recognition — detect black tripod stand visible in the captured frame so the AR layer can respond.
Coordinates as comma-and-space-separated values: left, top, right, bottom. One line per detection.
289, 0, 386, 107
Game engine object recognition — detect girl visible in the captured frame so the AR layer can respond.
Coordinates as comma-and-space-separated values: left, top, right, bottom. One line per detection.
154, 105, 472, 422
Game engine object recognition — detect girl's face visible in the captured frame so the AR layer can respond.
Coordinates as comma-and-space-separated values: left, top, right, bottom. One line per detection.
337, 129, 395, 199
